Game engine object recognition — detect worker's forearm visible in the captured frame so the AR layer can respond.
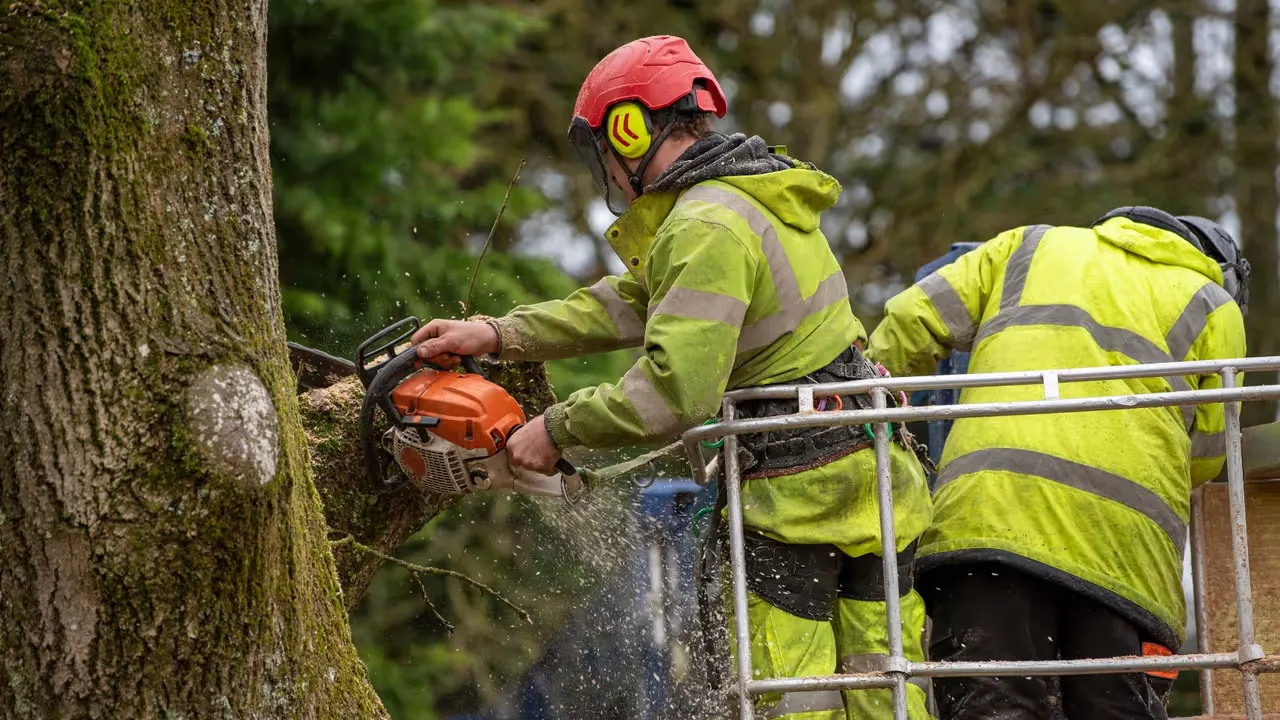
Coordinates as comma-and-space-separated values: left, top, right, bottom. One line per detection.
492, 278, 646, 362
546, 321, 738, 449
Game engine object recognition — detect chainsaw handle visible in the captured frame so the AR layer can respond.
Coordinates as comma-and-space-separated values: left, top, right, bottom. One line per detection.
355, 316, 421, 389
555, 458, 578, 477
460, 355, 485, 377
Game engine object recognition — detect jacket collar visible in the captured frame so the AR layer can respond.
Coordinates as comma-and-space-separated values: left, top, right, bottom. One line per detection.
603, 190, 681, 285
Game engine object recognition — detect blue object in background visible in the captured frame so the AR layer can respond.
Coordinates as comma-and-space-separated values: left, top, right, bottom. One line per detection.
907, 242, 983, 487
458, 479, 716, 720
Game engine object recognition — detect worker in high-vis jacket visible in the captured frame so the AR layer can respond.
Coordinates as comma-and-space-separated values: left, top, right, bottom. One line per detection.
866, 207, 1250, 720
412, 35, 934, 720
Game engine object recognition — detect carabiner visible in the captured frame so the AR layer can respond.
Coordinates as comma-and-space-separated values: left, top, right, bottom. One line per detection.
699, 418, 724, 449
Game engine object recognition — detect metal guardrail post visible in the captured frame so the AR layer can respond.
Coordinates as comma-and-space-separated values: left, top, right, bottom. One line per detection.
684, 357, 1280, 715
1189, 488, 1214, 715
1222, 368, 1264, 720
873, 387, 910, 720
720, 399, 754, 720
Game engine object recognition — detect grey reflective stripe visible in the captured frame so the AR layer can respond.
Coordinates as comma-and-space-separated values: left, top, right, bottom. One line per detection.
840, 653, 888, 674
1166, 283, 1234, 360
648, 286, 748, 327
938, 448, 1186, 553
980, 224, 1206, 429
739, 271, 849, 352
998, 224, 1053, 310
678, 186, 788, 290
621, 365, 682, 438
975, 305, 1189, 385
587, 277, 645, 345
918, 272, 976, 351
971, 303, 1196, 429
1191, 430, 1226, 459
909, 676, 931, 693
677, 186, 849, 353
761, 690, 845, 719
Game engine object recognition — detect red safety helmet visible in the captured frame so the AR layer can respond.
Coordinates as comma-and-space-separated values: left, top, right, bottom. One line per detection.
568, 36, 727, 214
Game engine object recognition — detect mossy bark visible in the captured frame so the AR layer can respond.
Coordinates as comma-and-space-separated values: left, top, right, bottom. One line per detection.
0, 1, 385, 717
299, 359, 559, 608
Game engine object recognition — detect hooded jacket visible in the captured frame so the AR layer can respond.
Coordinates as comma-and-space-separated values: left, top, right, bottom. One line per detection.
866, 217, 1247, 647
493, 160, 859, 449
491, 150, 932, 556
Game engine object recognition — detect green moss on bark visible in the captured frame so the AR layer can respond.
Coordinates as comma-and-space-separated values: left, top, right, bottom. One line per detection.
0, 1, 389, 717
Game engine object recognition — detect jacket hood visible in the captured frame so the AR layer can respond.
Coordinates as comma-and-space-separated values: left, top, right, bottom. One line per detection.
1093, 216, 1223, 285
602, 161, 842, 285
715, 168, 842, 233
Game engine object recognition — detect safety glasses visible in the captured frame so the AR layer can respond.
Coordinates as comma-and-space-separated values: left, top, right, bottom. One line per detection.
568, 116, 631, 216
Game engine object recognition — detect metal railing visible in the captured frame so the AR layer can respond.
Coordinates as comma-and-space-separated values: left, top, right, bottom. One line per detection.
681, 356, 1280, 720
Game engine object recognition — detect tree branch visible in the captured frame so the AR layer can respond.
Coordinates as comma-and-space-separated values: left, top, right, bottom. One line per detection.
330, 534, 531, 624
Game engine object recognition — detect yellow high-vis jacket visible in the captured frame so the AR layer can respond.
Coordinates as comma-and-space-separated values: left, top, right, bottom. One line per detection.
492, 167, 931, 557
867, 216, 1246, 648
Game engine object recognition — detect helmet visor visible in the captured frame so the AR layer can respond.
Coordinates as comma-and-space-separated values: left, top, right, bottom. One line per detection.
568, 117, 630, 216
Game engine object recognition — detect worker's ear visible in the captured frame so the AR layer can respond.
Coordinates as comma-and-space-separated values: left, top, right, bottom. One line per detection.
605, 102, 654, 159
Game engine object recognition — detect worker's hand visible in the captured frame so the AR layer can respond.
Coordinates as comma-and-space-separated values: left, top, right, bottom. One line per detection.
412, 319, 499, 368
507, 415, 562, 475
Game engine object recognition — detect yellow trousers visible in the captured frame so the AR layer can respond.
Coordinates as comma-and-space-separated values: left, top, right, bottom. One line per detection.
728, 589, 932, 719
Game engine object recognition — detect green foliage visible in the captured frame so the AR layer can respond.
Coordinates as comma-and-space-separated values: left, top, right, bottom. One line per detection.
268, 0, 629, 396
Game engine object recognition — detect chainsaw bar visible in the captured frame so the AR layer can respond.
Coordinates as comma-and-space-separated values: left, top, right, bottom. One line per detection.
288, 342, 357, 392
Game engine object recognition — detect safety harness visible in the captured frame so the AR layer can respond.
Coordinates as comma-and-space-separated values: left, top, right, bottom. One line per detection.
735, 345, 929, 479
696, 346, 934, 627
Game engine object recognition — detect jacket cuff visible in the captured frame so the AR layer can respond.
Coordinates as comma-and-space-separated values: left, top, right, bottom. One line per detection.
545, 403, 579, 449
488, 317, 526, 362
482, 319, 505, 361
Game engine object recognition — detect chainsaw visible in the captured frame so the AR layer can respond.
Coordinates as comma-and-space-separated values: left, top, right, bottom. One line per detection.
355, 318, 583, 501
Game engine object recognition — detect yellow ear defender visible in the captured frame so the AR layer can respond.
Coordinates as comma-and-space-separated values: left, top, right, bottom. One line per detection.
606, 102, 653, 159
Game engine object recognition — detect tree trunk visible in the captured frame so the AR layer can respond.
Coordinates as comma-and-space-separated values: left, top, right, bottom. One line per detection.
1235, 0, 1280, 425
0, 1, 386, 716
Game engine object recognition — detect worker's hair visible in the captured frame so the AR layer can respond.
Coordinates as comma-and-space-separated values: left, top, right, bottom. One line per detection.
661, 111, 716, 140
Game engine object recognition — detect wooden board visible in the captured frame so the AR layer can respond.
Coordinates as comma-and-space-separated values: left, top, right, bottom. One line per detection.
1197, 478, 1280, 714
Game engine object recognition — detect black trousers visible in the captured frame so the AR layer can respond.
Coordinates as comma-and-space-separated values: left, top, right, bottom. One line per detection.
924, 562, 1176, 720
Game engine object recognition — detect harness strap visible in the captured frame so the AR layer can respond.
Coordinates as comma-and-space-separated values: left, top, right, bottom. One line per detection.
737, 346, 931, 478
837, 540, 919, 601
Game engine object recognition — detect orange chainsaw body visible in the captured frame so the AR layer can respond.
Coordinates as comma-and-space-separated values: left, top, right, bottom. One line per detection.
391, 368, 526, 455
